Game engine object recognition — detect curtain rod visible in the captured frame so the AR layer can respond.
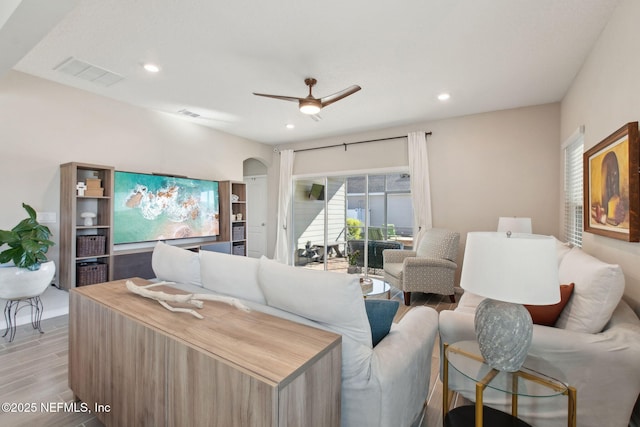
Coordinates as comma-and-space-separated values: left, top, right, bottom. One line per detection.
290, 132, 432, 153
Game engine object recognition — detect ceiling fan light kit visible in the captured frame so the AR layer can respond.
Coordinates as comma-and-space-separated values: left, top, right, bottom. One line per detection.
299, 99, 321, 115
253, 77, 361, 115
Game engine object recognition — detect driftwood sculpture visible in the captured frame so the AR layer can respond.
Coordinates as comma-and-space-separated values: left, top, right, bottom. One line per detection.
126, 280, 250, 319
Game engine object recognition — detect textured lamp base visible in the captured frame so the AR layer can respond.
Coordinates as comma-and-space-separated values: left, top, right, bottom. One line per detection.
474, 298, 532, 372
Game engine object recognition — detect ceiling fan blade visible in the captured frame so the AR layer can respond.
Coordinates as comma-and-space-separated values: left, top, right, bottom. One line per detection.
252, 93, 301, 103
320, 85, 361, 108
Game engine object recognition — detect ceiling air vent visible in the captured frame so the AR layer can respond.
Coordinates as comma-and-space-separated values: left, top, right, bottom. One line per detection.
177, 109, 201, 118
53, 57, 124, 87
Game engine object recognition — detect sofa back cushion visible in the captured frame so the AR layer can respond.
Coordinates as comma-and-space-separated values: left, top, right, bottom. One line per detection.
555, 247, 625, 333
199, 250, 265, 304
555, 238, 572, 265
257, 256, 372, 346
151, 241, 201, 286
416, 228, 460, 262
257, 256, 372, 379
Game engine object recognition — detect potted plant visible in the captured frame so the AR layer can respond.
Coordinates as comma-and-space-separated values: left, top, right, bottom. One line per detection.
0, 203, 55, 300
347, 249, 361, 274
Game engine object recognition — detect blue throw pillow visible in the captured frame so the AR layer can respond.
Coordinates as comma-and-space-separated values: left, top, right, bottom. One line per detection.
364, 299, 399, 347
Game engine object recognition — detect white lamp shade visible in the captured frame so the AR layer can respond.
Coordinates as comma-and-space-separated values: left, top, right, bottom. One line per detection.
460, 232, 559, 305
497, 217, 532, 233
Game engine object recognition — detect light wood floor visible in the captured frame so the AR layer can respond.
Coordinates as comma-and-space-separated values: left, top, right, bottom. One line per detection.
0, 287, 459, 427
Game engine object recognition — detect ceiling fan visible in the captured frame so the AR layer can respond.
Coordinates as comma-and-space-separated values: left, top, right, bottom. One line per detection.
253, 78, 361, 115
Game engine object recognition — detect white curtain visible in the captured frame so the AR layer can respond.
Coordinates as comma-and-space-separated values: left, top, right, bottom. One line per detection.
408, 131, 433, 249
274, 149, 294, 264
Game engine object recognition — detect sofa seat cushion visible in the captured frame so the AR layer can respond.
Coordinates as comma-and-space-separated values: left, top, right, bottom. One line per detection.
199, 250, 265, 304
383, 262, 403, 280
555, 247, 624, 333
152, 241, 201, 286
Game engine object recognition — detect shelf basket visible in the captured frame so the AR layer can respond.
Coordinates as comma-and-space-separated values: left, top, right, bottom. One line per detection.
77, 235, 106, 257
232, 226, 245, 241
77, 262, 108, 286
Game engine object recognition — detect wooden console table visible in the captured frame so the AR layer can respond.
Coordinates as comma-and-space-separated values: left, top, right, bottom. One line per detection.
69, 279, 342, 426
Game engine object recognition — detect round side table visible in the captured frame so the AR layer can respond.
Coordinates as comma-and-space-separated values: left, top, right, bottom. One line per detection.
362, 278, 390, 299
443, 340, 576, 427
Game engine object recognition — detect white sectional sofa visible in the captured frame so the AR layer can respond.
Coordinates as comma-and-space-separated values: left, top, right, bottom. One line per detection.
151, 242, 439, 427
439, 242, 640, 427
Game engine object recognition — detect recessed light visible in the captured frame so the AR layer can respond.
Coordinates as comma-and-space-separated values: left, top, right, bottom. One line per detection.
143, 63, 160, 73
286, 124, 295, 129
438, 93, 451, 101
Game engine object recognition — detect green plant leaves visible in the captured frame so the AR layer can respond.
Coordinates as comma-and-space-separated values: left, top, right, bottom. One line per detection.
0, 203, 54, 271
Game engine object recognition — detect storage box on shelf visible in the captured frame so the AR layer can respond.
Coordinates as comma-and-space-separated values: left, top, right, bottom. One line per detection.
76, 262, 108, 286
60, 162, 114, 289
76, 235, 106, 257
84, 178, 104, 197
232, 225, 245, 241
219, 180, 247, 256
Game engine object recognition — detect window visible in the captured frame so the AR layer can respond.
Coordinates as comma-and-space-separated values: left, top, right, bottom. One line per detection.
563, 128, 584, 247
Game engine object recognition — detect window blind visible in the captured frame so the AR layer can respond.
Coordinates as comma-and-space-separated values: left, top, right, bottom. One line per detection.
563, 132, 584, 247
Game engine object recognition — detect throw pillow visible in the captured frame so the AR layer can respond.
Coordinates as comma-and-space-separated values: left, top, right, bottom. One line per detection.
555, 247, 625, 333
524, 283, 574, 326
151, 241, 201, 286
364, 299, 399, 346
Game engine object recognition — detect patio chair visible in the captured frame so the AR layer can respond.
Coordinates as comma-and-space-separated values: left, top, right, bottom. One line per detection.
347, 239, 403, 271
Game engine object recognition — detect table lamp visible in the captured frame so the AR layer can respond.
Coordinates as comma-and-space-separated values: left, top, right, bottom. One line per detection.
497, 217, 532, 233
460, 232, 559, 372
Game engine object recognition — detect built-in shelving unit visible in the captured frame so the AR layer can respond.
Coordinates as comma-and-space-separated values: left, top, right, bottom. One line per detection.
219, 181, 247, 256
60, 162, 114, 289
60, 168, 247, 286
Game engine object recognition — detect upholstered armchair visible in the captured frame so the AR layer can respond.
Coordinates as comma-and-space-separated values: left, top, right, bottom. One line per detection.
383, 228, 460, 305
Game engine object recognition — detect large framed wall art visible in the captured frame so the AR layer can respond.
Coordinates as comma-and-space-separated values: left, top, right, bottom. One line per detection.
583, 121, 639, 242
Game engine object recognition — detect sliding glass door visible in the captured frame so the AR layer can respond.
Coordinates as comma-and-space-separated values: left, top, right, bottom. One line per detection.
292, 177, 347, 272
292, 172, 413, 275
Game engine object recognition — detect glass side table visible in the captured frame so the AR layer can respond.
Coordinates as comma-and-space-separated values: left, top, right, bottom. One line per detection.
443, 340, 577, 427
362, 278, 391, 299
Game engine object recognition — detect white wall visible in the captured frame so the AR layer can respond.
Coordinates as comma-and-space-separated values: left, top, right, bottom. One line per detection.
561, 0, 640, 312
0, 71, 272, 276
277, 103, 561, 278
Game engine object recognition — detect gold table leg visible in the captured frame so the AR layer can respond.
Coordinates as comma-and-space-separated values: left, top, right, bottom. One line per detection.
443, 343, 449, 424
567, 386, 577, 427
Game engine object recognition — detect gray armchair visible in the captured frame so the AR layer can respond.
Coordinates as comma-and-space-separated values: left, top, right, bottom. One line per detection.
383, 228, 460, 305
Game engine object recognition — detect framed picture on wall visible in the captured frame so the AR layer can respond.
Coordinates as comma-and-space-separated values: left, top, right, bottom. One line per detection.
583, 121, 639, 242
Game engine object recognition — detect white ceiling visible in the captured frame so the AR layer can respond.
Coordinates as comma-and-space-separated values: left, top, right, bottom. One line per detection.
6, 0, 620, 144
